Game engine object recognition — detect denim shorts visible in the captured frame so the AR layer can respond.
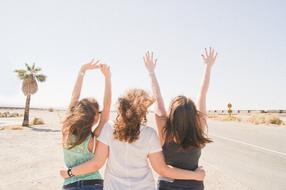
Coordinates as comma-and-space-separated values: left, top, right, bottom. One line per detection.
158, 180, 204, 190
63, 180, 103, 190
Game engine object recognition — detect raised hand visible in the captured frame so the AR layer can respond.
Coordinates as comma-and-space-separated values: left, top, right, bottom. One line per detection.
143, 51, 157, 74
99, 64, 111, 79
80, 59, 100, 73
201, 47, 217, 67
197, 47, 218, 131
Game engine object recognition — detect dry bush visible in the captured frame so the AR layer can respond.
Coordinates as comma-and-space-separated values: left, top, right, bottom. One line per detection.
208, 114, 241, 122
247, 114, 284, 125
219, 115, 242, 122
31, 117, 45, 125
48, 108, 54, 112
0, 112, 22, 118
0, 125, 23, 130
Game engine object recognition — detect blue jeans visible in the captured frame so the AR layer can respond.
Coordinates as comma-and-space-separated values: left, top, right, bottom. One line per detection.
63, 180, 103, 190
158, 180, 204, 190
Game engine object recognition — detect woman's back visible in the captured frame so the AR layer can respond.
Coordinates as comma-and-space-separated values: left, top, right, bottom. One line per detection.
160, 142, 204, 189
98, 122, 162, 190
162, 142, 201, 171
63, 135, 102, 185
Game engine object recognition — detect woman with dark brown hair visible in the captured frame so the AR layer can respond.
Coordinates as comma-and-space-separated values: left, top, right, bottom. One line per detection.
60, 88, 206, 190
144, 48, 217, 190
61, 59, 111, 190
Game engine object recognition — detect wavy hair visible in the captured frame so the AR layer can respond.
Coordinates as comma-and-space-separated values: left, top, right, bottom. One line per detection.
113, 89, 154, 143
62, 98, 99, 149
164, 95, 212, 149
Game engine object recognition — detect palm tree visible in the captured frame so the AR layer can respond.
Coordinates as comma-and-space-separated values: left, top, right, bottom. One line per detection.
15, 63, 47, 126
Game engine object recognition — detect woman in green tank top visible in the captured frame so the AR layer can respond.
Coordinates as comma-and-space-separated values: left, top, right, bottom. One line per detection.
61, 59, 112, 190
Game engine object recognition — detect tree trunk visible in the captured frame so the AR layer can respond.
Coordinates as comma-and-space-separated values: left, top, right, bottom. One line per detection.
22, 94, 31, 127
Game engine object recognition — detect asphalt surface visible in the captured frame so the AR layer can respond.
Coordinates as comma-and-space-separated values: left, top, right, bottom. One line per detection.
201, 120, 286, 190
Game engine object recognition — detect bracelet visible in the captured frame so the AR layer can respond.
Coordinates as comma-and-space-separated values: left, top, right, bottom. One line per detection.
67, 168, 75, 177
148, 72, 155, 76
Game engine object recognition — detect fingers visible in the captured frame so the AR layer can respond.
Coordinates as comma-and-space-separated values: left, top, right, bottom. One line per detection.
88, 58, 95, 64
204, 48, 209, 57
203, 47, 218, 61
144, 51, 156, 62
92, 60, 101, 69
204, 47, 217, 57
210, 47, 214, 57
201, 54, 206, 60
99, 63, 111, 72
214, 52, 218, 61
93, 59, 101, 66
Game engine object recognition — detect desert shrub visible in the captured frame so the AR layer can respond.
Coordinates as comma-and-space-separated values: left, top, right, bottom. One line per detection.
31, 117, 45, 125
48, 108, 54, 112
0, 125, 23, 130
0, 112, 22, 118
208, 114, 241, 122
0, 112, 8, 118
219, 115, 241, 122
248, 114, 284, 125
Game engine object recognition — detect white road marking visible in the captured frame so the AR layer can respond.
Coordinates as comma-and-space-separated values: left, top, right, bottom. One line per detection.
211, 134, 286, 157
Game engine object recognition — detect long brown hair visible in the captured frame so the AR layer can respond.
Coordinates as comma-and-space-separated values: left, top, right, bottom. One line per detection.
62, 98, 99, 149
113, 89, 154, 143
164, 95, 212, 149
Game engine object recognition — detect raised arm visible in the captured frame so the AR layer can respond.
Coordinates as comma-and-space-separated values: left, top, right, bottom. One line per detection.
149, 151, 205, 181
197, 47, 217, 128
68, 59, 100, 110
143, 51, 167, 145
60, 141, 109, 178
93, 64, 112, 137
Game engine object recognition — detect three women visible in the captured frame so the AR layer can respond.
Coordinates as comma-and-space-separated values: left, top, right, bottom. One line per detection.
60, 48, 217, 190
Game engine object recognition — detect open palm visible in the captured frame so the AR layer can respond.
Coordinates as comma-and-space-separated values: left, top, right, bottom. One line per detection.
201, 47, 217, 66
143, 51, 157, 73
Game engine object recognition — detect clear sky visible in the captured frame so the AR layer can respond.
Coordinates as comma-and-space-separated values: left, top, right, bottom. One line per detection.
0, 0, 285, 110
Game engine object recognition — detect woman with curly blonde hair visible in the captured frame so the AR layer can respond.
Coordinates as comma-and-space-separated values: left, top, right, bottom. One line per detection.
61, 88, 205, 190
61, 59, 111, 190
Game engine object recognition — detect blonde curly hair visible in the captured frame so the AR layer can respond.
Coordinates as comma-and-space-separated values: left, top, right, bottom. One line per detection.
113, 89, 154, 143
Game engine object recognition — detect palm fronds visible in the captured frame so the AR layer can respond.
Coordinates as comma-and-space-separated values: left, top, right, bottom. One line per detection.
14, 69, 28, 80
15, 63, 46, 82
35, 74, 47, 82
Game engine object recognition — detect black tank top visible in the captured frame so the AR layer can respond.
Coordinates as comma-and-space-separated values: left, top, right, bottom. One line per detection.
162, 141, 201, 171
161, 141, 204, 189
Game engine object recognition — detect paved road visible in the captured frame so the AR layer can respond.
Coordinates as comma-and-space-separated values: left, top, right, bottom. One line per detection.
201, 120, 286, 190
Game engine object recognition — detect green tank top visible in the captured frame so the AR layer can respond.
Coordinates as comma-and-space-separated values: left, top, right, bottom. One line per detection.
63, 134, 102, 185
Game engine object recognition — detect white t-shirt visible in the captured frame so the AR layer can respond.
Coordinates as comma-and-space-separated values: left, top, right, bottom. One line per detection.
98, 122, 162, 190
